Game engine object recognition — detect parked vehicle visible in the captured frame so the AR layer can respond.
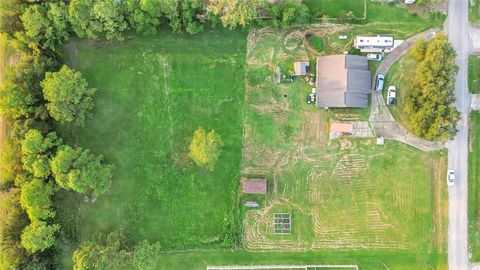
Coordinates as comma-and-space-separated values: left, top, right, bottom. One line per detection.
387, 86, 396, 105
367, 53, 382, 61
447, 170, 455, 186
376, 74, 385, 93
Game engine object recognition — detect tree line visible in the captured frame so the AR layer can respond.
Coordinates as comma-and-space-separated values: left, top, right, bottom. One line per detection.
3, 0, 313, 52
405, 33, 459, 141
0, 0, 314, 269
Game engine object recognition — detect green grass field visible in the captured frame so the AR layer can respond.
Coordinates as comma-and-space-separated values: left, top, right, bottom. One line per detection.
303, 0, 365, 18
309, 36, 324, 53
384, 53, 417, 130
149, 250, 446, 270
470, 0, 480, 24
469, 112, 480, 261
469, 55, 480, 93
61, 29, 247, 264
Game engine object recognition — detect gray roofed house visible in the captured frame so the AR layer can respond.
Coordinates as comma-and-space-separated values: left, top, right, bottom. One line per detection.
316, 55, 371, 108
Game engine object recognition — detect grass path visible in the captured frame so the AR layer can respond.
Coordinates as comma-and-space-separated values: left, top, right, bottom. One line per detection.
161, 59, 175, 155
469, 112, 480, 261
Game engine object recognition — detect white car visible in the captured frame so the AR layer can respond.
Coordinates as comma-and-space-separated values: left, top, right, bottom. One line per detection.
387, 86, 396, 105
367, 53, 382, 61
447, 170, 455, 186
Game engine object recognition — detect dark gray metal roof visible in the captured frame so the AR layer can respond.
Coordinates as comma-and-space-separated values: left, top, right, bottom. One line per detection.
345, 92, 369, 108
347, 69, 371, 93
316, 55, 371, 108
345, 55, 369, 70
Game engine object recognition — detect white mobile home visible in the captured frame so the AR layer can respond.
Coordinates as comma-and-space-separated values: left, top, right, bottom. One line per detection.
354, 35, 394, 53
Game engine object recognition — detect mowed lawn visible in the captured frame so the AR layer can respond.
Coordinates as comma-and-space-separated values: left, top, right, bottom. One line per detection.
469, 55, 480, 93
304, 0, 365, 18
63, 30, 246, 250
385, 53, 418, 130
469, 112, 480, 261
470, 0, 480, 24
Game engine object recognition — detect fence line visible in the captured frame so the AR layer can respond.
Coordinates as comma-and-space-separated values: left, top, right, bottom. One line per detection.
207, 264, 359, 270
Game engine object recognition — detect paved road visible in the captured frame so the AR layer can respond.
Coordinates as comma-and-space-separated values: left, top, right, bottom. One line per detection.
446, 0, 471, 269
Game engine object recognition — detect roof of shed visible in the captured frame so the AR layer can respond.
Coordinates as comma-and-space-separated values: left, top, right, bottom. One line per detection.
294, 61, 309, 76
330, 122, 354, 133
242, 179, 267, 194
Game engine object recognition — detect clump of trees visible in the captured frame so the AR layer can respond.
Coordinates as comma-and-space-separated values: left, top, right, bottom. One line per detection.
405, 34, 459, 141
188, 127, 223, 171
20, 2, 70, 51
72, 231, 161, 270
51, 145, 114, 196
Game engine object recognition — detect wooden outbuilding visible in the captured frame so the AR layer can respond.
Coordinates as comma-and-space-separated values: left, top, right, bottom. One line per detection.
242, 179, 267, 195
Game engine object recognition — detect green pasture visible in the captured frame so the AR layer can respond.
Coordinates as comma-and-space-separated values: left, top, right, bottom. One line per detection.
60, 29, 247, 266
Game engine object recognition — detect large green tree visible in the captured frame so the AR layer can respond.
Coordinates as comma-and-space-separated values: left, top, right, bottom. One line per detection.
0, 55, 53, 120
206, 0, 266, 29
51, 145, 114, 196
41, 65, 96, 126
21, 2, 70, 51
72, 231, 129, 270
160, 0, 204, 34
21, 129, 61, 179
0, 0, 23, 35
69, 0, 128, 40
20, 220, 58, 253
133, 240, 161, 270
0, 188, 28, 269
405, 33, 459, 141
124, 0, 162, 34
20, 179, 54, 221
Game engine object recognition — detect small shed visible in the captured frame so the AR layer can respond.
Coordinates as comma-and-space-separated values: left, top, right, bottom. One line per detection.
242, 179, 267, 195
330, 122, 353, 135
294, 61, 309, 76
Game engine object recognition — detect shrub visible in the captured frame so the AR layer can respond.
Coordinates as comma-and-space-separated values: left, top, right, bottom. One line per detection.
309, 36, 324, 52
188, 127, 223, 171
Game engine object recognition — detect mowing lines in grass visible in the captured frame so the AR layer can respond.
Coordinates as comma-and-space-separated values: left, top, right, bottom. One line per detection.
207, 265, 358, 270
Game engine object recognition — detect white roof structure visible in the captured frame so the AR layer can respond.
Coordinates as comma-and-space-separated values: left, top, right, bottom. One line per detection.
355, 35, 394, 49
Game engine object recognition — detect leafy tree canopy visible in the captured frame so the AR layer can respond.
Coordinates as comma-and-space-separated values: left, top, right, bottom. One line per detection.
207, 0, 266, 29
188, 127, 223, 171
20, 221, 59, 253
72, 231, 129, 270
133, 240, 161, 270
0, 0, 23, 35
0, 55, 53, 120
21, 2, 70, 51
41, 65, 96, 126
21, 129, 61, 179
124, 0, 162, 35
69, 0, 128, 40
51, 145, 114, 196
20, 178, 55, 221
405, 33, 460, 141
